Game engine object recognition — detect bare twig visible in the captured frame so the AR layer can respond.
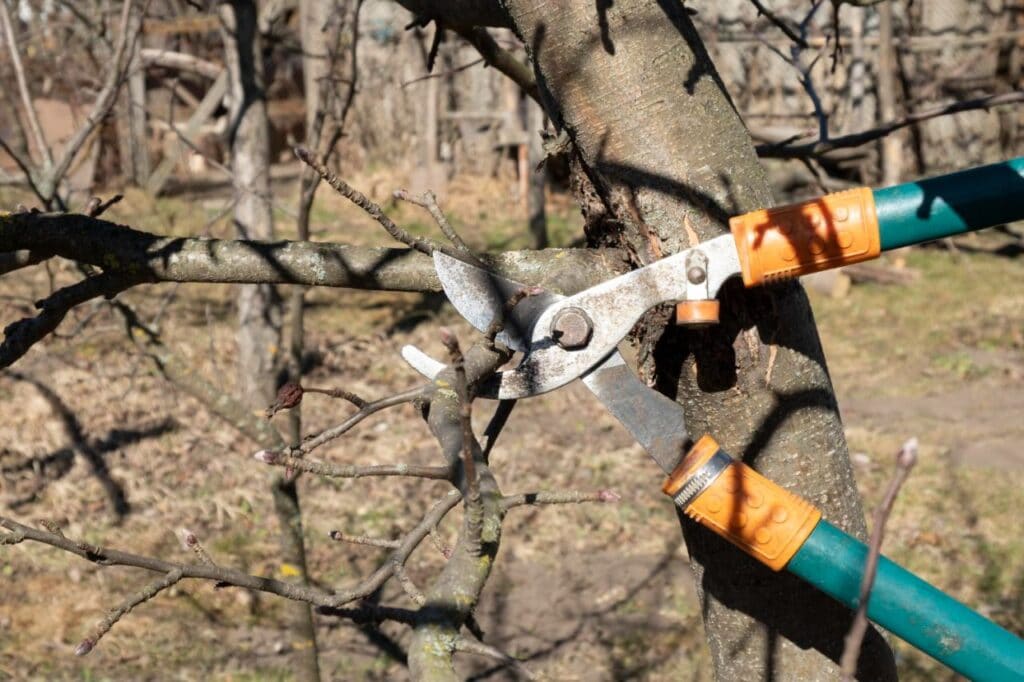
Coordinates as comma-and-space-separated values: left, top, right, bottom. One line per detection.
76, 569, 183, 656
500, 489, 622, 511
296, 387, 424, 455
179, 529, 216, 566
747, 0, 808, 48
454, 26, 539, 103
0, 1, 53, 169
454, 636, 535, 680
0, 489, 462, 612
392, 561, 427, 606
254, 449, 453, 481
393, 188, 479, 259
839, 437, 919, 679
1, 272, 135, 369
328, 531, 401, 550
295, 147, 455, 257
440, 328, 484, 557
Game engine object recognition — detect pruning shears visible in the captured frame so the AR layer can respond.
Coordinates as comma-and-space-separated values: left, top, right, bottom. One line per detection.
403, 158, 1024, 680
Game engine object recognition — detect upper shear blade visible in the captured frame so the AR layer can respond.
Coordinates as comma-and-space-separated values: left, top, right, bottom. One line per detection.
433, 233, 740, 400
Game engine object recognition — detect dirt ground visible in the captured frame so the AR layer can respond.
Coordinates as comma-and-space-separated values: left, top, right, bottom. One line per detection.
1, 176, 1022, 681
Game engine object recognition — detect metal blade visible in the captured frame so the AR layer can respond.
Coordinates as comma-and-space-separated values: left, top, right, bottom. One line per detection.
433, 251, 560, 351
437, 234, 741, 399
402, 348, 689, 474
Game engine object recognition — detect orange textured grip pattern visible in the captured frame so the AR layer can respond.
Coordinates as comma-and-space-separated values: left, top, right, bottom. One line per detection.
729, 187, 881, 287
663, 436, 821, 571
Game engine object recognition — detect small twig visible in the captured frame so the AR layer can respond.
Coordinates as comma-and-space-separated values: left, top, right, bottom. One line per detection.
266, 382, 370, 418
254, 450, 453, 481
296, 387, 424, 455
85, 194, 124, 218
454, 636, 535, 680
501, 489, 621, 511
839, 437, 918, 680
0, 272, 135, 370
392, 561, 427, 606
315, 603, 420, 625
428, 525, 452, 559
179, 528, 216, 566
0, 531, 25, 545
75, 568, 183, 656
392, 188, 480, 261
747, 0, 808, 48
295, 147, 451, 257
440, 329, 483, 557
327, 531, 401, 550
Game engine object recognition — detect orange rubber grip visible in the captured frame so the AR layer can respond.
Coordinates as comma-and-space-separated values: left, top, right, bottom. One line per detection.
663, 435, 821, 571
729, 187, 881, 287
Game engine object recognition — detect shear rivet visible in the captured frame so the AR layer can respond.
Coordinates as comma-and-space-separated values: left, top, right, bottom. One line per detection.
550, 307, 593, 349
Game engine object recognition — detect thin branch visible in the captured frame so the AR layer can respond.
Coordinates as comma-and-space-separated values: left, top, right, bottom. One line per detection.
49, 0, 143, 199
392, 561, 427, 606
297, 387, 424, 455
295, 147, 455, 257
180, 531, 217, 572
0, 1, 52, 168
440, 328, 483, 557
328, 531, 401, 550
454, 26, 539, 103
454, 636, 535, 680
393, 189, 480, 260
254, 449, 453, 481
1, 273, 135, 369
747, 0, 808, 48
839, 437, 918, 680
500, 489, 622, 511
75, 569, 183, 656
758, 91, 1024, 159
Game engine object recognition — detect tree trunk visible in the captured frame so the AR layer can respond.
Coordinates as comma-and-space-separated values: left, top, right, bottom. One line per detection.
500, 1, 897, 679
221, 4, 319, 681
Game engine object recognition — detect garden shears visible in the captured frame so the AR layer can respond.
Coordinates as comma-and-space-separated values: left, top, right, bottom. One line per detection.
402, 158, 1024, 681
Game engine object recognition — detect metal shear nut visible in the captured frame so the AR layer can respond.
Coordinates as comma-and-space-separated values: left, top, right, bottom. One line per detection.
550, 307, 593, 349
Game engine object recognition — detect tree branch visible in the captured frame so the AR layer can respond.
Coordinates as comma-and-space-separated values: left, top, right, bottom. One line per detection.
757, 91, 1024, 159
0, 213, 618, 291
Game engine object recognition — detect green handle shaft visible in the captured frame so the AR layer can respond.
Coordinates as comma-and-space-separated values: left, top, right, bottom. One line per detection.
874, 157, 1024, 250
788, 520, 1024, 681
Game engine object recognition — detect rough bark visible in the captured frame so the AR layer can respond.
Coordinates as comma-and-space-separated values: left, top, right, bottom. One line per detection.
221, 4, 318, 680
500, 1, 897, 679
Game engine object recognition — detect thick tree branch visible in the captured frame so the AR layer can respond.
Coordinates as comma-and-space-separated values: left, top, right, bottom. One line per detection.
0, 213, 620, 292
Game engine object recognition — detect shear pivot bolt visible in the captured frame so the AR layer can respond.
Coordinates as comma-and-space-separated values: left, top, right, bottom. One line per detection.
551, 307, 593, 349
687, 265, 707, 284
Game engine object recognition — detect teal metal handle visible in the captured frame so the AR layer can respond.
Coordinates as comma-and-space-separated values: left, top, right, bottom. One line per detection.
874, 157, 1024, 250
788, 520, 1024, 681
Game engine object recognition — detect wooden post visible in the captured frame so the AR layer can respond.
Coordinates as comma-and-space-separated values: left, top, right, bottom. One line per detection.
878, 3, 901, 185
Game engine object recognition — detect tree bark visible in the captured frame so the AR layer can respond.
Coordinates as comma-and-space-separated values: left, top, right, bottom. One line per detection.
221, 4, 318, 681
500, 1, 897, 679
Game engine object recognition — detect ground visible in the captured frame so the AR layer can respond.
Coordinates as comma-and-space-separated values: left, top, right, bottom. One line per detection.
0, 172, 1022, 681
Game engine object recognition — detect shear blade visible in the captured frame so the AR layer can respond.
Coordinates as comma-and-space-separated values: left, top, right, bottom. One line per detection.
433, 234, 740, 399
